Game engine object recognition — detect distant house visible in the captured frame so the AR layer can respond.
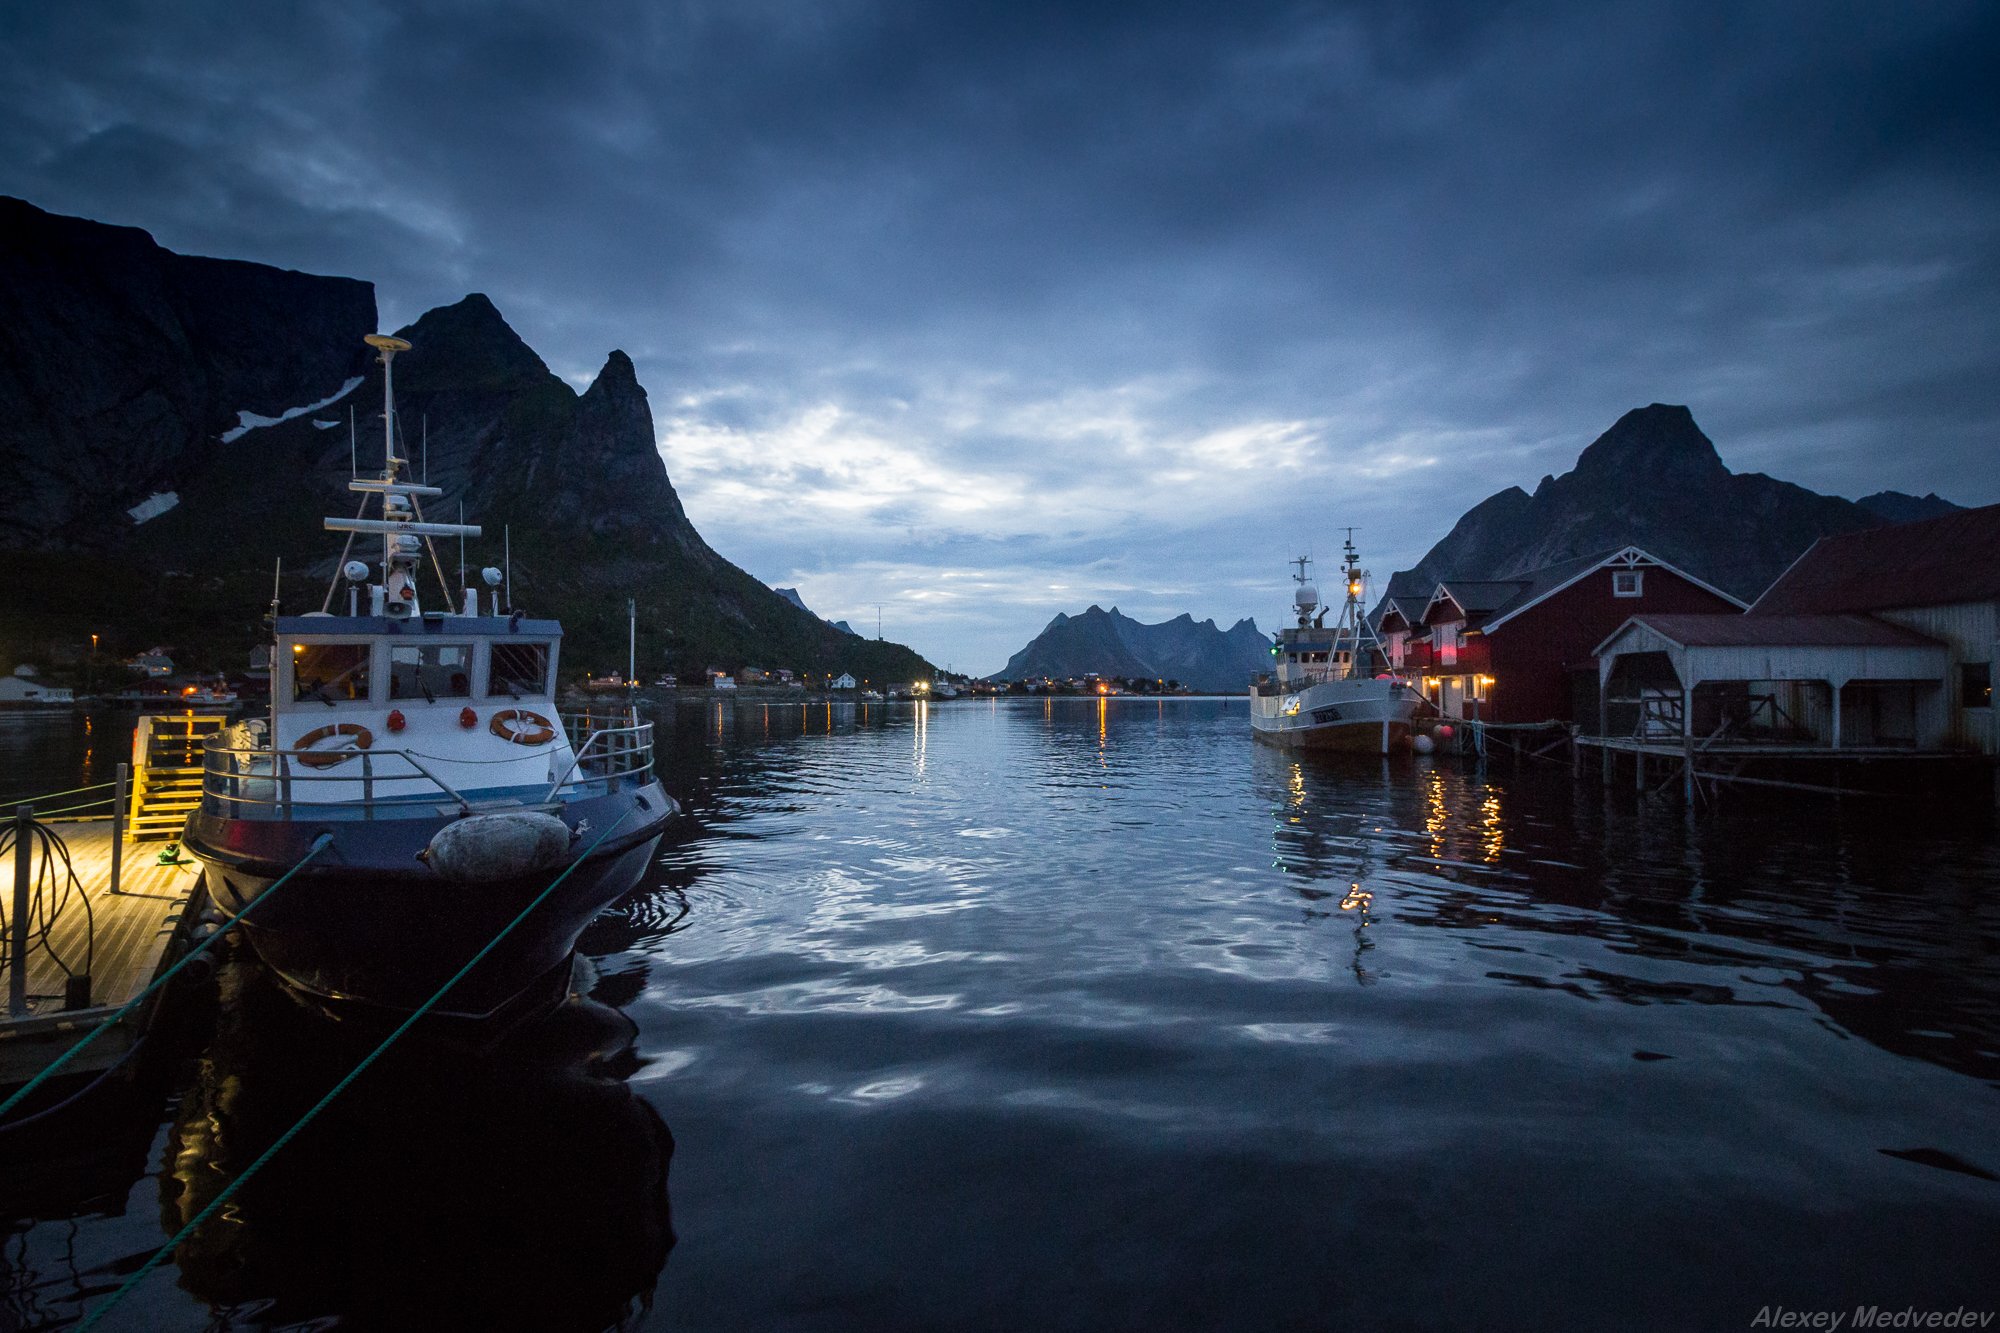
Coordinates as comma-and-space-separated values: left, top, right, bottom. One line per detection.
0, 666, 74, 708
1401, 546, 1746, 724
1596, 504, 2000, 755
774, 668, 798, 686
737, 666, 768, 686
829, 672, 857, 690
653, 673, 678, 689
129, 648, 175, 678
708, 669, 737, 691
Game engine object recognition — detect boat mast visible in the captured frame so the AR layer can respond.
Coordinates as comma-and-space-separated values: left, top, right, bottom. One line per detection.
322, 335, 480, 619
1331, 528, 1392, 680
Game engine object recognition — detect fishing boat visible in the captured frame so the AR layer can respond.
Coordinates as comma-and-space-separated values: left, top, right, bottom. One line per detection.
180, 333, 677, 1021
1249, 536, 1418, 753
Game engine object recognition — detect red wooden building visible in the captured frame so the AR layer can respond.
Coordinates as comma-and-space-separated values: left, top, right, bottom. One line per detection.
1379, 546, 1746, 724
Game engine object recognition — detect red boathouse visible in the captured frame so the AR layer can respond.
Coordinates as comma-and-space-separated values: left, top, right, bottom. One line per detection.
1383, 546, 1747, 725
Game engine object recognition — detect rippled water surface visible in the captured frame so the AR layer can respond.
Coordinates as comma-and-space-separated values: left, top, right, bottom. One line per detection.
5, 699, 1999, 1330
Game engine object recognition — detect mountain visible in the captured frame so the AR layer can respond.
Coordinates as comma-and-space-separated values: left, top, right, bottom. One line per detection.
1377, 404, 1960, 610
0, 196, 374, 550
0, 198, 935, 682
1854, 491, 1964, 525
991, 606, 1270, 692
773, 586, 860, 636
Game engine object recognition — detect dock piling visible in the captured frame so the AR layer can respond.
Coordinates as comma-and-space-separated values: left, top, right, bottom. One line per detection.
110, 764, 127, 895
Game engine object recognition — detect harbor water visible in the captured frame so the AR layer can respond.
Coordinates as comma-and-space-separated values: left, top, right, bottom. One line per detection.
3, 699, 1998, 1330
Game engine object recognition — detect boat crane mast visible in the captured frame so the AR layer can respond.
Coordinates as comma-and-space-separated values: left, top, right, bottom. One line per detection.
321, 335, 482, 618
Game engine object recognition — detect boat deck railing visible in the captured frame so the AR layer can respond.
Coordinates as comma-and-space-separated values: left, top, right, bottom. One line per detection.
197, 714, 655, 821
547, 713, 655, 801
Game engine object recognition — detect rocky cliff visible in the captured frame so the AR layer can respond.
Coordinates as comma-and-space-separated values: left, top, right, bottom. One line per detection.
773, 586, 861, 636
991, 606, 1270, 692
0, 196, 375, 549
1377, 404, 1959, 611
0, 200, 934, 681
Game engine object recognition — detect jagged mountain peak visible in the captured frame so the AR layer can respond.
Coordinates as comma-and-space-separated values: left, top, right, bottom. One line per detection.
993, 605, 1270, 691
588, 348, 641, 394
1855, 490, 1964, 524
1571, 403, 1727, 484
1375, 403, 1959, 610
395, 292, 552, 390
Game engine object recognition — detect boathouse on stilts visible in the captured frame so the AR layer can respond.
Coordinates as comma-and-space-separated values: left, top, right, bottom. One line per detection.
1583, 502, 2000, 803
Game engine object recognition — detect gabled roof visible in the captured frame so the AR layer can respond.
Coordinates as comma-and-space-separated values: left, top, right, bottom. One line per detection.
1376, 595, 1429, 632
1426, 581, 1529, 624
1419, 546, 1745, 634
1750, 503, 2000, 615
1599, 612, 1943, 653
1480, 545, 1746, 632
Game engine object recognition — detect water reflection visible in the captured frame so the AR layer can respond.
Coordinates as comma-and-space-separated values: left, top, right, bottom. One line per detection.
1256, 748, 2000, 1086
6, 699, 1999, 1330
159, 954, 674, 1331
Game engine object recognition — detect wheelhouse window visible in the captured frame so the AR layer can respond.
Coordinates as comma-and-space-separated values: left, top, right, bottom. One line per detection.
487, 642, 551, 698
389, 644, 473, 701
291, 643, 372, 704
1613, 570, 1644, 598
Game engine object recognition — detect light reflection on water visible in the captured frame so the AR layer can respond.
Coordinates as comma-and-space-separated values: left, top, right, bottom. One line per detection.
3, 700, 1998, 1331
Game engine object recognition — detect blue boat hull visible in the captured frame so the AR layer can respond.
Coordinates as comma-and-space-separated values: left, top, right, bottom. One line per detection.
182, 784, 673, 1020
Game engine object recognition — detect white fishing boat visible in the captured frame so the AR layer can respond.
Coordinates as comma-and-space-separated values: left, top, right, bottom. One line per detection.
1249, 537, 1418, 753
180, 332, 678, 1022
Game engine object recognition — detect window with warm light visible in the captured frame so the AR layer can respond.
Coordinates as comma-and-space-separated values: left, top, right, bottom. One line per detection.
291, 643, 372, 703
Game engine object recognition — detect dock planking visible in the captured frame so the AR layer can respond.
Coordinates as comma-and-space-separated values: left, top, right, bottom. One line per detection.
2, 819, 205, 1087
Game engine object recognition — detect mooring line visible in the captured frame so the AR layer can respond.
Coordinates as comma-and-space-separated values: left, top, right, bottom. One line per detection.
0, 833, 335, 1124
76, 808, 636, 1332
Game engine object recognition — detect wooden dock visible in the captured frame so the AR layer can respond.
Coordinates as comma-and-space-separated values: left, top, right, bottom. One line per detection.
2, 819, 206, 1088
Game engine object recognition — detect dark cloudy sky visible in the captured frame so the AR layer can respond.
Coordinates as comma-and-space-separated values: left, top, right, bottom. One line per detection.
5, 2, 1996, 672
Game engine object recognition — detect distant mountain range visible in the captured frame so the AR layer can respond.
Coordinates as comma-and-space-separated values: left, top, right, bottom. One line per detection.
0, 196, 935, 681
1376, 403, 1964, 612
772, 587, 860, 637
991, 606, 1270, 692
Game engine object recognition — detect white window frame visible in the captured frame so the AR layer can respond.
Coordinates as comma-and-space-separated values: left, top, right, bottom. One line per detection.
1613, 570, 1644, 598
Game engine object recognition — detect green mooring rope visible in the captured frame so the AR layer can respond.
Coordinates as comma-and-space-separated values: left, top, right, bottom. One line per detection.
77, 808, 637, 1332
0, 833, 335, 1124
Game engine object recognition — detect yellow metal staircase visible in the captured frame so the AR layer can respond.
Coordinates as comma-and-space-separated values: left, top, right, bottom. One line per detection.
127, 714, 229, 840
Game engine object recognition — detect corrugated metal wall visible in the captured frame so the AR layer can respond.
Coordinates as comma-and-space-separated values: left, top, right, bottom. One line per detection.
1874, 601, 1998, 754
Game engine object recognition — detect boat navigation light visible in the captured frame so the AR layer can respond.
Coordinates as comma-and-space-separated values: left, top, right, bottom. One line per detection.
482, 567, 504, 587
343, 560, 371, 582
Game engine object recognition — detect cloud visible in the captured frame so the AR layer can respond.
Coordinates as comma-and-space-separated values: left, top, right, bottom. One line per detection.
3, 0, 1997, 668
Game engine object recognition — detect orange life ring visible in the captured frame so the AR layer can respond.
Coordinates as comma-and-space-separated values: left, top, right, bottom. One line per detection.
489, 708, 557, 746
294, 722, 374, 769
